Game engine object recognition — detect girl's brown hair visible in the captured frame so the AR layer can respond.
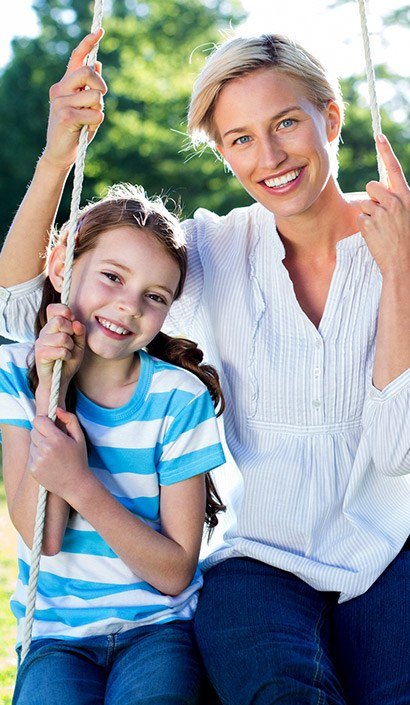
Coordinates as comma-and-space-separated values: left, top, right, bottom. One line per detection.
28, 183, 225, 535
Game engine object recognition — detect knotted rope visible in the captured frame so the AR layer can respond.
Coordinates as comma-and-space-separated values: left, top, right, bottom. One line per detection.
357, 0, 388, 184
20, 0, 105, 663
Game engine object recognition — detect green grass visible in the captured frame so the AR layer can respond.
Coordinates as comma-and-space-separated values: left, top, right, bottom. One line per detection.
0, 464, 18, 705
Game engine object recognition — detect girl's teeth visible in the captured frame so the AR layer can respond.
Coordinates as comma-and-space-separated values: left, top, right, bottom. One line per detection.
264, 169, 302, 188
99, 318, 129, 335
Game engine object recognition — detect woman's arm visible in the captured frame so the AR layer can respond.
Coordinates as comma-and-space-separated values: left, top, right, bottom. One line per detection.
0, 31, 106, 288
359, 134, 410, 390
1, 422, 70, 555
29, 409, 206, 595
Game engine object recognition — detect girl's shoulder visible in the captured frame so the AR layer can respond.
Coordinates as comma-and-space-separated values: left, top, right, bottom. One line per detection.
0, 341, 32, 370
145, 352, 210, 398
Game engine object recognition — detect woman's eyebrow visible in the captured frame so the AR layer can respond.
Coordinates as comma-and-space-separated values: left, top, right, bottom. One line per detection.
221, 105, 303, 139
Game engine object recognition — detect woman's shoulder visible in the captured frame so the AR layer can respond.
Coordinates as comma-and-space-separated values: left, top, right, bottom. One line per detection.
182, 201, 265, 236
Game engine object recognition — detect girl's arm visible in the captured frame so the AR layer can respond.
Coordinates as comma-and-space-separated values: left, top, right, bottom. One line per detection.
359, 134, 410, 390
0, 31, 106, 288
30, 409, 206, 596
3, 304, 87, 553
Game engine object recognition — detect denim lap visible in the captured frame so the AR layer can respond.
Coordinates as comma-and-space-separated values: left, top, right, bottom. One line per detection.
13, 621, 201, 705
332, 549, 410, 705
194, 558, 346, 705
195, 555, 409, 705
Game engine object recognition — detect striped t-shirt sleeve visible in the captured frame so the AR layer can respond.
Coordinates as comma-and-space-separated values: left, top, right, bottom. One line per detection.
158, 387, 226, 485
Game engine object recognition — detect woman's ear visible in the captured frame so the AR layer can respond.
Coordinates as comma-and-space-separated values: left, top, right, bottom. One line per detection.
48, 244, 67, 293
326, 100, 342, 143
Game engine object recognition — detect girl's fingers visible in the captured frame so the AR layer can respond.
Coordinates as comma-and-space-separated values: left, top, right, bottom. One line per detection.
46, 304, 74, 323
55, 408, 85, 443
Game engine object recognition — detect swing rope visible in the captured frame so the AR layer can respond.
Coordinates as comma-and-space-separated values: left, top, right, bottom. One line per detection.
20, 0, 105, 663
357, 0, 388, 184
19, 0, 385, 665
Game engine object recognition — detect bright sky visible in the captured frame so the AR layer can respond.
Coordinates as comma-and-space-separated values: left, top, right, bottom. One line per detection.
0, 1, 408, 104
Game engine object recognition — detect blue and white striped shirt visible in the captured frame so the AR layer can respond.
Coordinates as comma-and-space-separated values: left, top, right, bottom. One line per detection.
0, 343, 225, 645
0, 200, 409, 602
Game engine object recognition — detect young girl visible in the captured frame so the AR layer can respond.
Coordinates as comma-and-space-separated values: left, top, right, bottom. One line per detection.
0, 183, 226, 705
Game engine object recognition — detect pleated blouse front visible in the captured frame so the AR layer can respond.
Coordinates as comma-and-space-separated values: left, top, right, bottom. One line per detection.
168, 202, 410, 601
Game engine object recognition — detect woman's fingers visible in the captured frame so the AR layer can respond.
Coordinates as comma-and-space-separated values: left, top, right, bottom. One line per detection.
376, 134, 409, 195
63, 29, 104, 77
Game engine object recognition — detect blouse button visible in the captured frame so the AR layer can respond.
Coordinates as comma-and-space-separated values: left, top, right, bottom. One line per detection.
312, 399, 321, 408
313, 367, 320, 377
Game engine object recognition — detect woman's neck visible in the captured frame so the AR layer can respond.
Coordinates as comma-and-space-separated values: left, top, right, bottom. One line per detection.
275, 178, 362, 260
76, 350, 141, 408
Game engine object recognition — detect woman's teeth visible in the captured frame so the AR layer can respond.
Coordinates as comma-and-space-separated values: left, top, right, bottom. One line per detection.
264, 168, 302, 188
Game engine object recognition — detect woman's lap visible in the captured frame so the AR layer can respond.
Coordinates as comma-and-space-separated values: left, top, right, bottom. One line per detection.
195, 557, 345, 705
13, 621, 202, 705
332, 548, 410, 705
195, 553, 409, 705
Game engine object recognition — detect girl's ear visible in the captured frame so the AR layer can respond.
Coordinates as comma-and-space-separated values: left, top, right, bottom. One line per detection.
48, 244, 67, 293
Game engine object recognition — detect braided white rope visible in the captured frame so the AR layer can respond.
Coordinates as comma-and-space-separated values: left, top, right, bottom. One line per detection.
357, 0, 388, 184
20, 0, 105, 663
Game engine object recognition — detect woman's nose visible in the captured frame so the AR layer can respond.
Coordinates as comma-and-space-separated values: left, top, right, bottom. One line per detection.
259, 136, 287, 170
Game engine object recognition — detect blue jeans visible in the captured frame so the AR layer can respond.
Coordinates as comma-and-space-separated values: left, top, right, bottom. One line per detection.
195, 550, 410, 705
13, 620, 202, 705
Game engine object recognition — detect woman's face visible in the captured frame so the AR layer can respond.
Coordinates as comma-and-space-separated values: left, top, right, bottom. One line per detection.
214, 68, 341, 222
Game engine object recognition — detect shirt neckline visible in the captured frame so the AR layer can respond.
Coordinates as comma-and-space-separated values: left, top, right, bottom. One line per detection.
76, 349, 153, 423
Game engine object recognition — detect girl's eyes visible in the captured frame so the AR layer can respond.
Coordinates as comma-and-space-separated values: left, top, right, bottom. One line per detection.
146, 293, 168, 305
103, 272, 121, 283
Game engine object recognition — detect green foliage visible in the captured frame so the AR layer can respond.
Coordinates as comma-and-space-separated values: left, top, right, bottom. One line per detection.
0, 462, 17, 705
0, 0, 250, 241
338, 71, 410, 193
0, 1, 408, 242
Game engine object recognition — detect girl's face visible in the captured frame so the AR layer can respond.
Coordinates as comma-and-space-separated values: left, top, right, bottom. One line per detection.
54, 226, 181, 363
214, 68, 341, 222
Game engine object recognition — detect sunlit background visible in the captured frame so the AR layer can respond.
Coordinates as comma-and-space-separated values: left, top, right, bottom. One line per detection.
1, 0, 408, 82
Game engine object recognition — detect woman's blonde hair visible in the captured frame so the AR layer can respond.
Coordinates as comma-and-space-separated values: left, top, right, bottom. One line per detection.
188, 34, 344, 147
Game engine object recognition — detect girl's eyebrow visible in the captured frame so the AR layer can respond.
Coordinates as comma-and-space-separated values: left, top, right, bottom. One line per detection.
100, 258, 132, 272
221, 105, 303, 139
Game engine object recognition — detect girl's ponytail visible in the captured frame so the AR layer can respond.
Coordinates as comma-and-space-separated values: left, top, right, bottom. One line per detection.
146, 331, 226, 536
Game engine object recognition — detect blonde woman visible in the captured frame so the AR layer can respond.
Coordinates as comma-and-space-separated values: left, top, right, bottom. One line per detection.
0, 31, 409, 705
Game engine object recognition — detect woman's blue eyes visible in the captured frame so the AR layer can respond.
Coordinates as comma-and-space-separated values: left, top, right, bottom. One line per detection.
235, 135, 251, 145
233, 119, 296, 145
280, 118, 295, 129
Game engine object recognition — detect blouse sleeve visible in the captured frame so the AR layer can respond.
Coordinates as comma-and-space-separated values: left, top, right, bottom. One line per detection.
164, 214, 206, 339
361, 368, 410, 476
0, 274, 44, 343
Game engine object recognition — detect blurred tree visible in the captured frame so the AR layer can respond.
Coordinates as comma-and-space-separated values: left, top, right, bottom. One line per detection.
329, 0, 409, 188
338, 70, 410, 193
0, 0, 249, 241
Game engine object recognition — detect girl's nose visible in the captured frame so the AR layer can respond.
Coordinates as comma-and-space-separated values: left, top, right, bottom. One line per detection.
118, 296, 142, 318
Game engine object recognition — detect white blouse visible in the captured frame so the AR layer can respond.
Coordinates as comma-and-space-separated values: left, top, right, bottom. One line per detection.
1, 201, 409, 601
